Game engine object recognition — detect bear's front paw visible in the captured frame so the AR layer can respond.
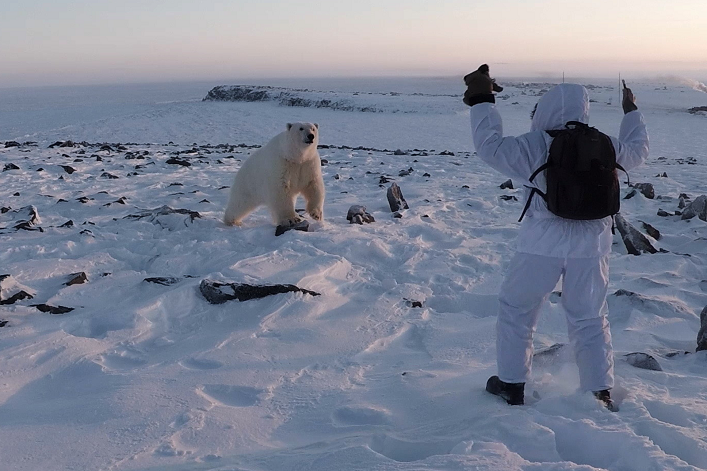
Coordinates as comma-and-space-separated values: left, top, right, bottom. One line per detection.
309, 208, 323, 221
279, 215, 304, 227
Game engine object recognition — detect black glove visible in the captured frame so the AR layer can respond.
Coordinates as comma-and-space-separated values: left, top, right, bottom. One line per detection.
622, 80, 638, 114
463, 64, 503, 106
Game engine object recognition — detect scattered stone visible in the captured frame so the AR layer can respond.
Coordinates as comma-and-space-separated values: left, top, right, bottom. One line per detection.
632, 183, 655, 199
347, 205, 375, 224
379, 175, 392, 184
333, 174, 341, 180
60, 220, 74, 228
125, 205, 202, 230
101, 172, 119, 179
0, 290, 34, 305
657, 209, 671, 217
60, 165, 76, 174
614, 213, 658, 255
624, 189, 637, 200
398, 167, 414, 177
698, 305, 707, 352
199, 279, 320, 304
65, 272, 88, 286
1, 206, 41, 232
99, 144, 114, 152
166, 157, 191, 167
655, 172, 668, 178
3, 163, 20, 171
144, 277, 182, 286
4, 141, 20, 148
500, 179, 514, 190
688, 106, 707, 114
32, 304, 74, 314
681, 195, 707, 222
0, 275, 35, 305
500, 195, 518, 201
640, 221, 661, 240
532, 343, 569, 366
440, 150, 455, 156
387, 182, 409, 212
320, 159, 328, 166
393, 149, 407, 155
423, 172, 431, 177
405, 299, 423, 308
393, 212, 403, 218
275, 219, 310, 236
0, 320, 7, 327
625, 352, 663, 371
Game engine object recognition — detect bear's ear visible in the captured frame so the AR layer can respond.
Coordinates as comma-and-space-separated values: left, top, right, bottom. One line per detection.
287, 123, 293, 131
314, 123, 319, 129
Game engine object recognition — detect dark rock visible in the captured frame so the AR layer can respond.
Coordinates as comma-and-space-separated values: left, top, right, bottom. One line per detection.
614, 213, 658, 255
393, 212, 403, 218
125, 205, 202, 230
0, 320, 7, 327
698, 305, 707, 352
423, 173, 431, 177
0, 290, 34, 305
387, 182, 409, 212
320, 159, 328, 166
379, 175, 392, 184
60, 220, 74, 228
625, 352, 663, 371
640, 221, 661, 240
199, 279, 320, 304
166, 158, 191, 167
624, 189, 637, 200
632, 183, 655, 199
398, 167, 414, 177
3, 163, 20, 171
76, 197, 91, 203
678, 196, 687, 209
99, 144, 114, 152
500, 195, 518, 201
3, 205, 41, 232
101, 172, 119, 179
657, 209, 670, 217
65, 272, 88, 286
532, 343, 569, 366
655, 172, 668, 178
393, 149, 407, 155
500, 179, 514, 190
144, 277, 182, 286
4, 141, 20, 148
333, 174, 340, 180
275, 219, 310, 236
347, 205, 375, 224
32, 304, 74, 314
440, 150, 455, 156
1, 207, 10, 213
60, 165, 76, 174
406, 299, 423, 308
681, 195, 707, 222
688, 106, 707, 114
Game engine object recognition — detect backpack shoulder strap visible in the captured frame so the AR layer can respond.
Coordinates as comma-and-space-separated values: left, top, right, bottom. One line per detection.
518, 187, 546, 222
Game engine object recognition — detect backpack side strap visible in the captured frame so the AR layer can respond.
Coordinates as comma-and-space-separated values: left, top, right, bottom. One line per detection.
518, 187, 547, 222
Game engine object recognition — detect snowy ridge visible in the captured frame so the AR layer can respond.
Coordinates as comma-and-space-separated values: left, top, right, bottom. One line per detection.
203, 84, 459, 114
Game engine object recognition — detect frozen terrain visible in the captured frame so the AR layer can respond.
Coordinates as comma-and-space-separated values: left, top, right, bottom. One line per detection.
1, 76, 707, 471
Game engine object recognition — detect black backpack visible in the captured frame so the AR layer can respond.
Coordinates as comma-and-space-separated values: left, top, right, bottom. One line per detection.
519, 121, 627, 222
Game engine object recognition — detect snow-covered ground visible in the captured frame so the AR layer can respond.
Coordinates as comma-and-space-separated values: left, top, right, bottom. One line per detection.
1, 76, 707, 471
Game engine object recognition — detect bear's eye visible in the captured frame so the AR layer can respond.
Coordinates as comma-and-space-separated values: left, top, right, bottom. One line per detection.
300, 127, 304, 131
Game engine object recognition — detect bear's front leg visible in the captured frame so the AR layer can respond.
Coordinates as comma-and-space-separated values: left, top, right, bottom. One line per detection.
303, 178, 325, 221
271, 191, 301, 227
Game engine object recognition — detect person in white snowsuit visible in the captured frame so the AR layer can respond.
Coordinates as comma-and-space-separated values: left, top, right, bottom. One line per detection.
463, 65, 649, 410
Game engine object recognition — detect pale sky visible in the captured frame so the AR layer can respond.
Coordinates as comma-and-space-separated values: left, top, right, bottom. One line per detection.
1, 0, 706, 87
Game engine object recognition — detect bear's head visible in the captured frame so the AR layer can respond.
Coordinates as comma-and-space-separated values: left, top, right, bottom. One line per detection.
286, 122, 319, 149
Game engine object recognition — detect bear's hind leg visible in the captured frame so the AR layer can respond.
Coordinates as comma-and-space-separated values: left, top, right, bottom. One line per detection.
224, 197, 258, 226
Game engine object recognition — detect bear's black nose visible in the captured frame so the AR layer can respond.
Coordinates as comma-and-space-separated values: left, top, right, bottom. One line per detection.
307, 133, 315, 141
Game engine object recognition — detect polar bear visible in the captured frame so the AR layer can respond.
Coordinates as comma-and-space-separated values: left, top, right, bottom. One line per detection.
223, 122, 325, 227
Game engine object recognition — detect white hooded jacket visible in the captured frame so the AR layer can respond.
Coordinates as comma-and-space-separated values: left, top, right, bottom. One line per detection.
470, 83, 649, 258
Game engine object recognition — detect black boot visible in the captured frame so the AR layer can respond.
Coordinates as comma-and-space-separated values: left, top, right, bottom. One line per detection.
593, 389, 619, 412
486, 375, 524, 405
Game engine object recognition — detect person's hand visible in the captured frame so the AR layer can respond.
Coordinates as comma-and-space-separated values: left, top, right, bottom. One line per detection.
622, 80, 638, 114
463, 64, 503, 106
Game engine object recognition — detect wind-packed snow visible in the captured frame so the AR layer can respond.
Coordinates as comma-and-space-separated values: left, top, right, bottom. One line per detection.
1, 77, 707, 471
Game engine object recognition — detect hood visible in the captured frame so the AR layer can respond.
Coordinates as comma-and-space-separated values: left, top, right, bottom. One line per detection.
530, 83, 589, 132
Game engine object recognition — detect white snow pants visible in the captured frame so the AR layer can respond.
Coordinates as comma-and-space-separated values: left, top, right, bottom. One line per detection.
496, 253, 614, 392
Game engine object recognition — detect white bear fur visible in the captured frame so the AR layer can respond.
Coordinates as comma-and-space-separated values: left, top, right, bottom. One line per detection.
223, 122, 325, 227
